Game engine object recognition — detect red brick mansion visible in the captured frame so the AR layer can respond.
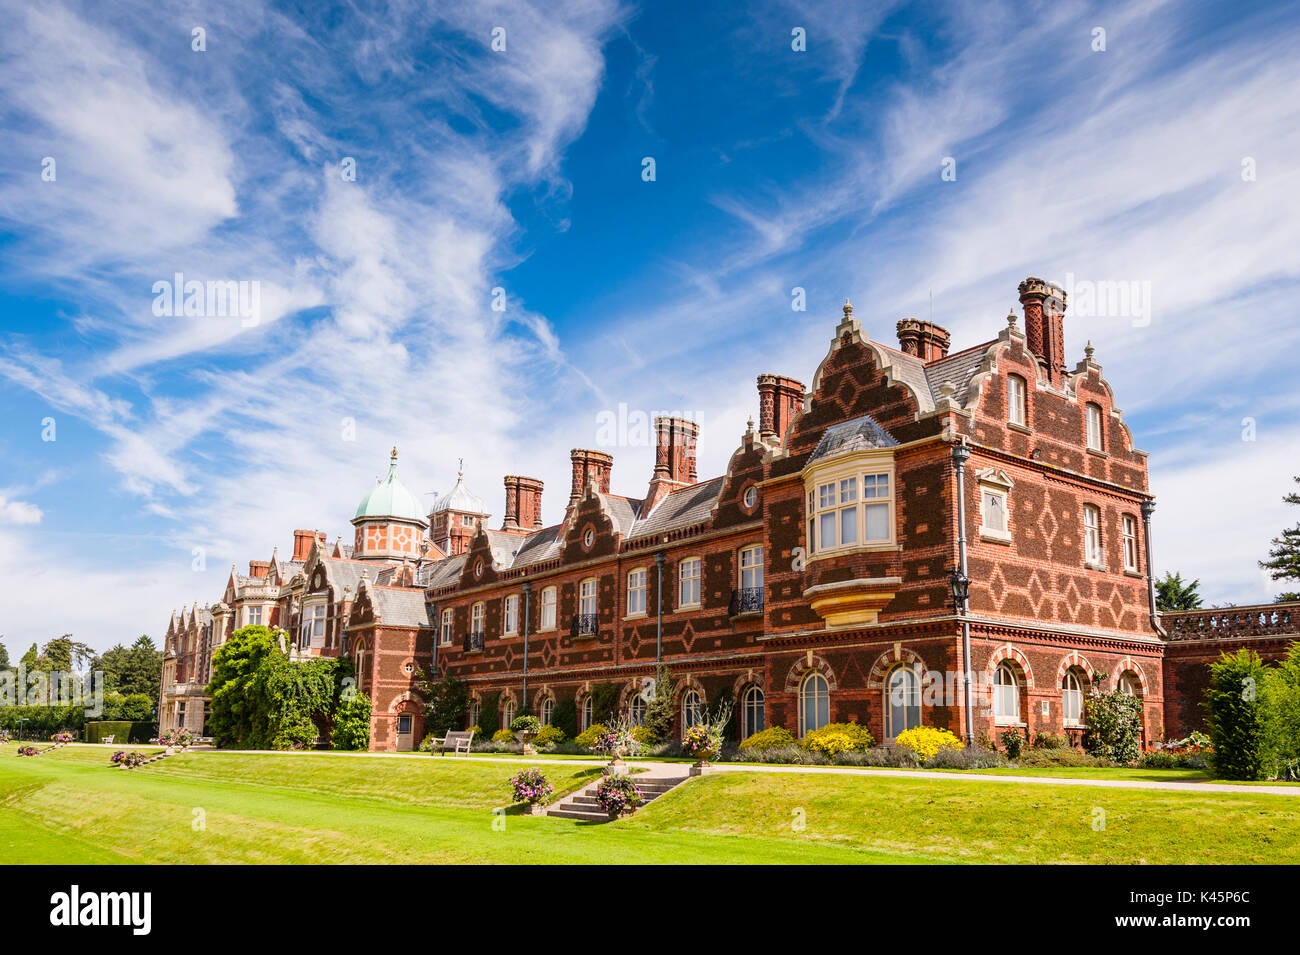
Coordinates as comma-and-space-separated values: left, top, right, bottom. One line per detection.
159, 277, 1300, 750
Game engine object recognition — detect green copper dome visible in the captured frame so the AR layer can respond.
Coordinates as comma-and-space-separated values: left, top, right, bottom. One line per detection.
353, 447, 427, 525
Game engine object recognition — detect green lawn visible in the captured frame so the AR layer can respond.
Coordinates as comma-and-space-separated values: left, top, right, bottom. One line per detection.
1, 745, 1297, 864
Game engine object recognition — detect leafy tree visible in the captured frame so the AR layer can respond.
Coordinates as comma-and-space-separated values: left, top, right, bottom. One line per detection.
20, 643, 47, 672
0, 640, 10, 671
332, 692, 372, 751
1277, 592, 1300, 603
418, 670, 470, 736
41, 635, 95, 672
1155, 572, 1202, 612
644, 665, 677, 744
206, 626, 279, 747
94, 636, 163, 704
1260, 476, 1300, 595
1204, 649, 1270, 781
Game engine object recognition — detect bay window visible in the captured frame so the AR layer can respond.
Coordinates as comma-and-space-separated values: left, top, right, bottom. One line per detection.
805, 463, 894, 556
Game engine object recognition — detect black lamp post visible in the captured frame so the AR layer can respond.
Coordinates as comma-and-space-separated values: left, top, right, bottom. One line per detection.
951, 441, 975, 747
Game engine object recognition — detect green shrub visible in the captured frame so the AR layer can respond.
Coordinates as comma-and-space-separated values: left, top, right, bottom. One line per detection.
589, 683, 621, 726
1017, 746, 1115, 768
84, 721, 132, 745
491, 729, 515, 743
331, 692, 371, 751
1205, 649, 1270, 780
643, 665, 676, 744
419, 673, 470, 737
801, 722, 874, 757
738, 727, 797, 751
574, 723, 608, 749
1263, 641, 1300, 778
551, 698, 578, 740
534, 724, 567, 747
475, 695, 500, 742
1084, 690, 1144, 763
1033, 732, 1067, 749
629, 725, 656, 749
1000, 729, 1023, 759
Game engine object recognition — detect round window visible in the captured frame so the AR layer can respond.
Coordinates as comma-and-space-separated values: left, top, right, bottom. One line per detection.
743, 485, 758, 509
584, 528, 595, 548
474, 558, 484, 578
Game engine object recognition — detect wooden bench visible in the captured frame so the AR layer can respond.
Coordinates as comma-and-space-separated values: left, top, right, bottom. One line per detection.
102, 735, 116, 745
430, 729, 475, 756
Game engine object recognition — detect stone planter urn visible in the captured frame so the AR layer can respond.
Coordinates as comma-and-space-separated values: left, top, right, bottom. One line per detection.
164, 746, 176, 756
689, 761, 712, 777
526, 801, 547, 816
606, 756, 631, 776
515, 730, 539, 757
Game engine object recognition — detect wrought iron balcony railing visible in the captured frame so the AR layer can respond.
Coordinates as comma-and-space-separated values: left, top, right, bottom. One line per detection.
463, 630, 485, 652
730, 587, 764, 616
570, 613, 599, 638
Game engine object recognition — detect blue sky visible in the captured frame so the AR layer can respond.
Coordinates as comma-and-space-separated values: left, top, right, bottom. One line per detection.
1, 0, 1299, 652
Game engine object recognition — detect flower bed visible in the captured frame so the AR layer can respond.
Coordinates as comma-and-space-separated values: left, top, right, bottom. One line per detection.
158, 728, 196, 748
16, 745, 39, 757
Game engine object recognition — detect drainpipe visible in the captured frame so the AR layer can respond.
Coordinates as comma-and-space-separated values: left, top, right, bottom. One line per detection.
953, 441, 975, 747
1140, 499, 1165, 636
522, 581, 532, 711
654, 549, 666, 664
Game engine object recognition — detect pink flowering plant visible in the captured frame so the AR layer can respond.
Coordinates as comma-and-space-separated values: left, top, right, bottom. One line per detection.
50, 732, 74, 744
594, 773, 643, 816
111, 751, 148, 769
508, 767, 555, 806
17, 746, 39, 757
159, 728, 196, 748
681, 724, 722, 761
593, 718, 641, 760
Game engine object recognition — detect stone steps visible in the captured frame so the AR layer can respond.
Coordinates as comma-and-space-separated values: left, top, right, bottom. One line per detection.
545, 773, 687, 822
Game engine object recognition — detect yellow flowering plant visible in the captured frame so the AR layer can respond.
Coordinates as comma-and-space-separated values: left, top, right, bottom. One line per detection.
894, 726, 962, 761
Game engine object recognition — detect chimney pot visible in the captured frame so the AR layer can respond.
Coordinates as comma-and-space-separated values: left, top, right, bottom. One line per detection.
1018, 276, 1068, 386
756, 374, 806, 444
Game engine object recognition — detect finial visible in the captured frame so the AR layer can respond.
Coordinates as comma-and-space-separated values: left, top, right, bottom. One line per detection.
1084, 340, 1095, 361
746, 416, 755, 433
391, 445, 398, 461
457, 457, 464, 479
843, 298, 853, 318
1007, 308, 1017, 329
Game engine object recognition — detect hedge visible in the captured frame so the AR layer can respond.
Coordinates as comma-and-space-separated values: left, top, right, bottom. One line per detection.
85, 721, 133, 744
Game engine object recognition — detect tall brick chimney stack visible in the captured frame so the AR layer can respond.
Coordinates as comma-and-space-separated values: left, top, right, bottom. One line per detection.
568, 449, 613, 509
1018, 277, 1068, 387
756, 375, 805, 445
895, 319, 951, 362
502, 476, 545, 532
292, 529, 322, 562
644, 416, 699, 512
248, 560, 270, 579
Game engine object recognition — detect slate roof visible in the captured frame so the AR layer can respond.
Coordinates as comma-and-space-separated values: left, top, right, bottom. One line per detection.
420, 553, 467, 589
807, 414, 899, 464
627, 476, 725, 541
599, 494, 642, 537
366, 586, 431, 627
511, 525, 564, 568
318, 558, 387, 596
924, 341, 996, 408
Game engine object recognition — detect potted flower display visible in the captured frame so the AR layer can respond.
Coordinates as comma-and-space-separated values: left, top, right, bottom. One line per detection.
159, 727, 196, 754
17, 746, 39, 757
510, 715, 542, 756
111, 751, 148, 769
593, 718, 641, 774
594, 772, 643, 819
50, 732, 74, 747
508, 766, 555, 814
